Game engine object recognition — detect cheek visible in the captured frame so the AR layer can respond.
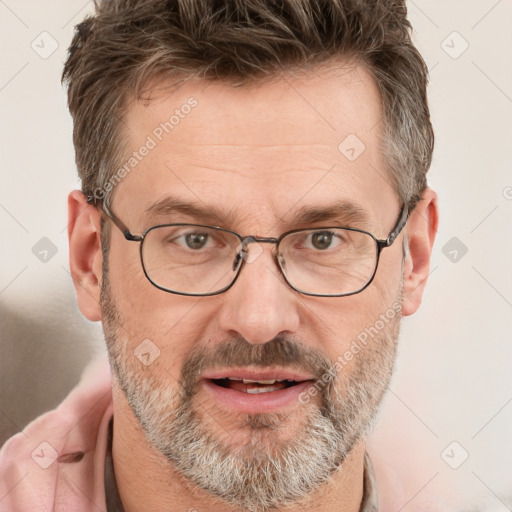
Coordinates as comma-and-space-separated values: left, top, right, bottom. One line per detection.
105, 246, 212, 367
108, 248, 149, 316
372, 244, 404, 303
301, 265, 402, 361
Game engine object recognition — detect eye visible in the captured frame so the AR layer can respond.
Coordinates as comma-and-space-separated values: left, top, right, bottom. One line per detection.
181, 232, 210, 250
307, 231, 340, 250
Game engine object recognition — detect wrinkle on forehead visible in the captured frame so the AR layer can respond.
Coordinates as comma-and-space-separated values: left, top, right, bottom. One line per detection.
114, 60, 397, 236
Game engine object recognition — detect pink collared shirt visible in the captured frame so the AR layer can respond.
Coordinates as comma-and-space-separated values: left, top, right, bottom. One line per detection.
0, 357, 113, 511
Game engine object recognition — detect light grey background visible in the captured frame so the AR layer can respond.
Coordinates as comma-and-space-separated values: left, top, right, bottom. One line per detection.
1, 1, 511, 509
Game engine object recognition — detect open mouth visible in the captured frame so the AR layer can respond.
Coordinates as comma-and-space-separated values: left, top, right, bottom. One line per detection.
210, 377, 300, 394
201, 369, 316, 412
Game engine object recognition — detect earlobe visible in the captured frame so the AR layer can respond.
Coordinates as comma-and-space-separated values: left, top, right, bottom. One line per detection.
68, 190, 103, 321
401, 188, 439, 317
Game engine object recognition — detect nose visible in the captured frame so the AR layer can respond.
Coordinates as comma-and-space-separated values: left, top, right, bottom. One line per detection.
217, 243, 301, 345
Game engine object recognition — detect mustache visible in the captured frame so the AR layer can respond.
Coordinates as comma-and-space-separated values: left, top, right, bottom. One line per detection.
180, 336, 332, 393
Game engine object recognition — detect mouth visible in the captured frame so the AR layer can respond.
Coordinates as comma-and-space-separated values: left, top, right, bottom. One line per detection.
200, 369, 316, 413
211, 377, 301, 394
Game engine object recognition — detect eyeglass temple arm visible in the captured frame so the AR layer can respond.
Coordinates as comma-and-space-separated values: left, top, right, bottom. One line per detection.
381, 204, 409, 248
101, 202, 143, 242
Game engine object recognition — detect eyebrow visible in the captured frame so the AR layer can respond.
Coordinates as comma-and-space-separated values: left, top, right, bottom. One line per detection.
145, 196, 370, 230
288, 200, 371, 228
145, 195, 236, 226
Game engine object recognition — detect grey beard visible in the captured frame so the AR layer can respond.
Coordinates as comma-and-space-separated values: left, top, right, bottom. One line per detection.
101, 275, 399, 511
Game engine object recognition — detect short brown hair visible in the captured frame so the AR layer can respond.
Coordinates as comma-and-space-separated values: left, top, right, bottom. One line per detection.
62, 0, 433, 210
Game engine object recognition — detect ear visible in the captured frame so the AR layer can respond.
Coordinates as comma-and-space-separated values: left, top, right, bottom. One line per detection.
68, 190, 103, 321
401, 187, 439, 317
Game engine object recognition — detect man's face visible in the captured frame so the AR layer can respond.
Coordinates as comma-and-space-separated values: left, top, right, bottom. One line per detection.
101, 63, 404, 510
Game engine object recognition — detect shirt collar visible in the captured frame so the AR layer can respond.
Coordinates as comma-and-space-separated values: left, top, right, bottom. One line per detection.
361, 451, 379, 511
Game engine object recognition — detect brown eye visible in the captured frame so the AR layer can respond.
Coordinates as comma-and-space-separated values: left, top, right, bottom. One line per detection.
310, 232, 334, 250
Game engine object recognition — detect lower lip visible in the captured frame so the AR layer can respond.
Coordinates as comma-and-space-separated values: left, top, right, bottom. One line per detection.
201, 379, 315, 413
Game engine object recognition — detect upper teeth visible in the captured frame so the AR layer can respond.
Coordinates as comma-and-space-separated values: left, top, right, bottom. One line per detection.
223, 378, 281, 384
242, 379, 276, 385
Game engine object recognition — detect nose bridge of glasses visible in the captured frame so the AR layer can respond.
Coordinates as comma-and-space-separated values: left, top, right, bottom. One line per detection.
238, 235, 279, 254
232, 235, 281, 271
243, 235, 279, 245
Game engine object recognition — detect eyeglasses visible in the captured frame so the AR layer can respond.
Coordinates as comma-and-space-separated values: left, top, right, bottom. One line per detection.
101, 203, 409, 297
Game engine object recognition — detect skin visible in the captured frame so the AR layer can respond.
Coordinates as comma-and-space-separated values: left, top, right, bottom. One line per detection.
68, 61, 438, 511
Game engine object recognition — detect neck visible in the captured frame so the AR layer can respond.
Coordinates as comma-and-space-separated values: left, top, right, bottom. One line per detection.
112, 383, 367, 512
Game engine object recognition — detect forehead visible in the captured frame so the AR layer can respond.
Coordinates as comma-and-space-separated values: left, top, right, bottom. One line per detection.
115, 62, 398, 231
